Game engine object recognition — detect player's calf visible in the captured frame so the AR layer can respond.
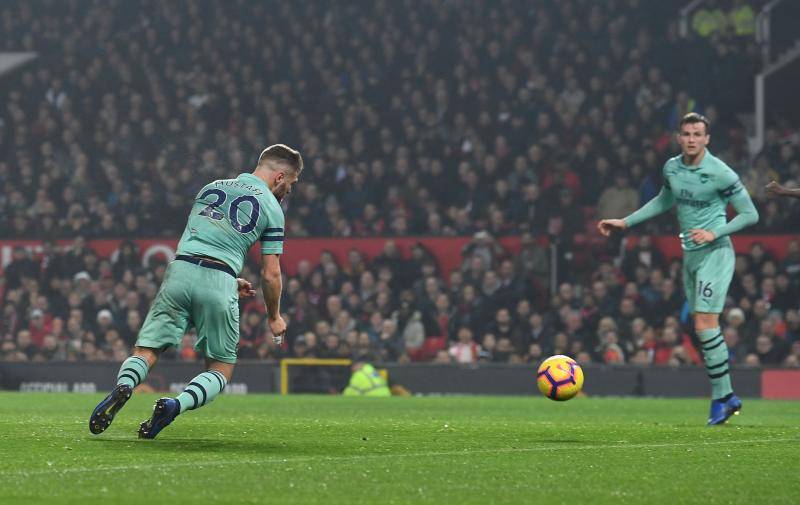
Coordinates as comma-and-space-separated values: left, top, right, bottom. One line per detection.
116, 355, 151, 389
697, 327, 735, 400
175, 370, 228, 414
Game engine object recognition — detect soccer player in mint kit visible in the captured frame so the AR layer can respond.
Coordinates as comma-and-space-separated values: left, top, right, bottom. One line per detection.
598, 113, 758, 425
89, 144, 302, 438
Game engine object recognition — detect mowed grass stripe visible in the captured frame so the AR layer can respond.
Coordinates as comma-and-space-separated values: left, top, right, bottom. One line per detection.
2, 437, 796, 479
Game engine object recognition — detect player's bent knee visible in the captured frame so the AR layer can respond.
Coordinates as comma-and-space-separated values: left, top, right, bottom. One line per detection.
207, 360, 235, 382
693, 312, 720, 332
133, 346, 162, 367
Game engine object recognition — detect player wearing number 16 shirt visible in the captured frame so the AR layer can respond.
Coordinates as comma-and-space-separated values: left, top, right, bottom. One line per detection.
598, 113, 758, 425
89, 144, 303, 439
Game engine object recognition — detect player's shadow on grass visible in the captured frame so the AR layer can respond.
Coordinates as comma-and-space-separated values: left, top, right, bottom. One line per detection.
88, 437, 286, 453
88, 437, 351, 455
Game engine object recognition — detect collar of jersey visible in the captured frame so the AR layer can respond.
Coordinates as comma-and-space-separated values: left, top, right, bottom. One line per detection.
678, 149, 713, 171
238, 172, 270, 191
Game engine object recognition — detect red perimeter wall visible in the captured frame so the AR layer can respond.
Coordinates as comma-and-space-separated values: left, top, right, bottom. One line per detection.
1, 235, 800, 276
761, 370, 800, 399
628, 235, 800, 262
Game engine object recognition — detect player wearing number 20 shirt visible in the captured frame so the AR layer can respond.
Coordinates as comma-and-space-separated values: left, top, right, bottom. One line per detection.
178, 173, 286, 277
140, 172, 286, 360
598, 113, 758, 426
89, 144, 302, 440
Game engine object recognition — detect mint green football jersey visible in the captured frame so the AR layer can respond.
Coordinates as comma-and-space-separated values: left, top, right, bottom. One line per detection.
176, 173, 285, 274
663, 151, 744, 251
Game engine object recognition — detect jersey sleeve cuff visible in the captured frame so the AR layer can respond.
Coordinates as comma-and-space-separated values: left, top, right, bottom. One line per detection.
708, 227, 725, 239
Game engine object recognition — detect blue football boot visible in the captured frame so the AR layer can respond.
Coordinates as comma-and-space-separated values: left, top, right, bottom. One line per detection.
707, 394, 742, 426
138, 397, 180, 439
89, 384, 133, 434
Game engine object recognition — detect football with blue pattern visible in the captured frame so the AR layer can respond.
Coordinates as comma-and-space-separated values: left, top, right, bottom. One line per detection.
537, 355, 584, 401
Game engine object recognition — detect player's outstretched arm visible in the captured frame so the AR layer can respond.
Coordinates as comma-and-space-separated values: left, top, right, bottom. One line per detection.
597, 219, 627, 237
597, 185, 675, 236
261, 253, 287, 342
766, 181, 800, 199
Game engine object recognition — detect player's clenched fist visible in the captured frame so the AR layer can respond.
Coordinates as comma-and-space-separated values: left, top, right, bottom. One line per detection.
236, 278, 256, 299
268, 315, 287, 343
597, 219, 627, 237
765, 180, 788, 197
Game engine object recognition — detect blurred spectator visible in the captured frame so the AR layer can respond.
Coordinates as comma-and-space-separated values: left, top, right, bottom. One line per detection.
449, 327, 481, 364
597, 175, 640, 224
1, 0, 782, 244
729, 0, 756, 37
0, 0, 797, 371
692, 2, 727, 38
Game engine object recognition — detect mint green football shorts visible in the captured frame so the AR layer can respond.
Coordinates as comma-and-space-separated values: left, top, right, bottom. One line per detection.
136, 260, 240, 363
682, 241, 735, 314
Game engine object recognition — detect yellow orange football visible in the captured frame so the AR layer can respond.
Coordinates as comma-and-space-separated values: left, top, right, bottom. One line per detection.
537, 355, 584, 401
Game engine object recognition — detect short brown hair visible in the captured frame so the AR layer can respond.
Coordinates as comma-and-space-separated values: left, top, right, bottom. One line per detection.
679, 112, 710, 135
258, 144, 303, 173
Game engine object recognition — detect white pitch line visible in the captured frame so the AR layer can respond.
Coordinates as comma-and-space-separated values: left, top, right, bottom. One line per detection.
2, 437, 797, 479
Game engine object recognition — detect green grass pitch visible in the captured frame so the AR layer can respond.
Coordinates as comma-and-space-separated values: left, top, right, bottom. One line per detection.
0, 393, 799, 504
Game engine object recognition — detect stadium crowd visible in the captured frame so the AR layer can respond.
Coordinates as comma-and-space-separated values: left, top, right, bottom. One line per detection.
1, 0, 799, 368
2, 0, 798, 241
1, 233, 799, 368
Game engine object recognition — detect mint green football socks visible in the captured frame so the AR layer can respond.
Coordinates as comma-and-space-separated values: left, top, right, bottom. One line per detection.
116, 356, 150, 389
698, 327, 733, 400
175, 371, 227, 413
